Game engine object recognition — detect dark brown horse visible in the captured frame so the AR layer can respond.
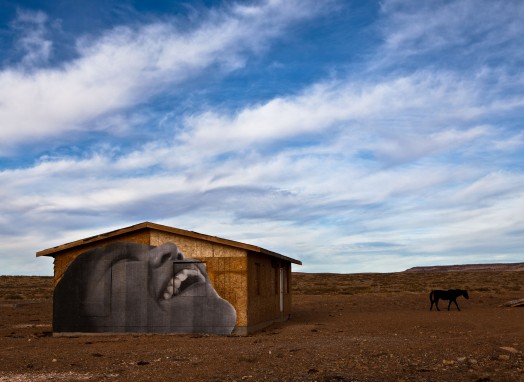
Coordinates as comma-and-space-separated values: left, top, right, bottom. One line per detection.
429, 289, 469, 311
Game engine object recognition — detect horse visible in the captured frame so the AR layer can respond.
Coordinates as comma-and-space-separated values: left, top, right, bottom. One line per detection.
429, 289, 469, 311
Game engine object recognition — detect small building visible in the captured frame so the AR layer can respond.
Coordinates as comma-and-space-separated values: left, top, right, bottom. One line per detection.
37, 222, 301, 335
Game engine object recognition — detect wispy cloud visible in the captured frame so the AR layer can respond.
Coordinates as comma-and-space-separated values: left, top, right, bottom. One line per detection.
0, 0, 326, 154
10, 9, 53, 67
3, 64, 522, 272
1, 0, 523, 275
378, 0, 524, 65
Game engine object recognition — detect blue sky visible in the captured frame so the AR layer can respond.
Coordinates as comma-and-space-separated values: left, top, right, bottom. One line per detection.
1, 0, 523, 275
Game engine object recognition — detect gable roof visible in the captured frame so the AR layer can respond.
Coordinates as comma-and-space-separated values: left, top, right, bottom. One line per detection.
36, 221, 302, 265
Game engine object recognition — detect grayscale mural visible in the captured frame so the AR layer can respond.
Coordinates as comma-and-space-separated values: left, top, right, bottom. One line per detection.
53, 242, 237, 335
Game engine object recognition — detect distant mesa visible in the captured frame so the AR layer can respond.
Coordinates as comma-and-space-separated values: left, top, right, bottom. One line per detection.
404, 262, 524, 273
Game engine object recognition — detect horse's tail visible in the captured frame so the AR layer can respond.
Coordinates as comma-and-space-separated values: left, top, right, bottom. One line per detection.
429, 290, 434, 302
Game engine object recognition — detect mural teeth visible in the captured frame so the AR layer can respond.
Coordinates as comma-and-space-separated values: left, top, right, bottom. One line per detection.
174, 277, 181, 293
163, 267, 206, 299
162, 278, 176, 299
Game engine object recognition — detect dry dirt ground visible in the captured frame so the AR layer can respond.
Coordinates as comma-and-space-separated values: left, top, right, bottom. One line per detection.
0, 271, 523, 382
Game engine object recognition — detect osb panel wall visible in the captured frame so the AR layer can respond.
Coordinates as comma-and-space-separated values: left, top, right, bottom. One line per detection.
150, 230, 248, 327
52, 230, 150, 286
284, 264, 292, 316
247, 253, 290, 325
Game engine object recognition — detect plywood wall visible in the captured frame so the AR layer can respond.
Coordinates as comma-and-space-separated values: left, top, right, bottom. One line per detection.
150, 230, 249, 327
247, 253, 292, 326
53, 230, 150, 286
50, 228, 290, 331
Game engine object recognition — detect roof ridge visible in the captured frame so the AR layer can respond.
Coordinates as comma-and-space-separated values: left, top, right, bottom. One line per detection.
36, 222, 302, 265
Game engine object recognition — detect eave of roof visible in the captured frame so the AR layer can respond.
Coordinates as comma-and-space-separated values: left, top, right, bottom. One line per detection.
36, 222, 302, 265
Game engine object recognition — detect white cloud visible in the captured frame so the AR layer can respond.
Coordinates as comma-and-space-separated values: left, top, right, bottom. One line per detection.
2, 0, 524, 275
379, 0, 524, 61
11, 9, 53, 67
0, 0, 325, 154
175, 71, 510, 167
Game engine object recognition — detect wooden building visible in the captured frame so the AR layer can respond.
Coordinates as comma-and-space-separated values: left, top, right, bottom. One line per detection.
36, 222, 301, 335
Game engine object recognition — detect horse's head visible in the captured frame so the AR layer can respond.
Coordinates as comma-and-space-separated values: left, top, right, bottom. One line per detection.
463, 290, 469, 299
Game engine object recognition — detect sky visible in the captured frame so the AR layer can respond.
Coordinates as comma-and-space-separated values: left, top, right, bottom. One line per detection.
1, 0, 523, 276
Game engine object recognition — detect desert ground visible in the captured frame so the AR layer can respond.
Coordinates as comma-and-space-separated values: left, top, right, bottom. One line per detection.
0, 269, 523, 382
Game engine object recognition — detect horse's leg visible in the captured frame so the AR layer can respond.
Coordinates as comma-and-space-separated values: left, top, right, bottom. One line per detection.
447, 299, 453, 311
454, 300, 461, 311
435, 298, 440, 311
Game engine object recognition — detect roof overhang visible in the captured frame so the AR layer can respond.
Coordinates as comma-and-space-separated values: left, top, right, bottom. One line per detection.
36, 222, 302, 265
